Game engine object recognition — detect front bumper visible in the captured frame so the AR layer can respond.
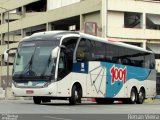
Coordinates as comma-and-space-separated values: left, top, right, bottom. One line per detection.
12, 83, 57, 97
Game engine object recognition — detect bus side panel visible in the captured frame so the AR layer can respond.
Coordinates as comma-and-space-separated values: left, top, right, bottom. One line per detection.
145, 80, 156, 98
56, 73, 73, 97
86, 62, 106, 97
145, 70, 156, 98
101, 62, 153, 98
72, 61, 106, 98
71, 72, 88, 97
115, 79, 145, 98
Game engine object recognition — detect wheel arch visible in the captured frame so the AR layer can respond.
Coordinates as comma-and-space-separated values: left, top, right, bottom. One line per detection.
131, 86, 138, 92
71, 82, 83, 97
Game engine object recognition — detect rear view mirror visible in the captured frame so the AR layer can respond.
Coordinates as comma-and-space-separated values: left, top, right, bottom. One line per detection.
52, 47, 60, 58
4, 48, 17, 62
4, 49, 9, 62
59, 45, 66, 49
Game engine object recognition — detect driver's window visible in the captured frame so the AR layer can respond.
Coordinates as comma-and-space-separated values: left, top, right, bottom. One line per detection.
58, 50, 66, 80
59, 52, 65, 70
57, 37, 78, 80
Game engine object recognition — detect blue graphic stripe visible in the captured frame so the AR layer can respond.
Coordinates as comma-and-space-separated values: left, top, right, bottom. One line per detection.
101, 62, 150, 98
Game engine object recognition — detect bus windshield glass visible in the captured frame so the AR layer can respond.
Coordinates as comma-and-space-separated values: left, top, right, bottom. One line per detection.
13, 40, 60, 81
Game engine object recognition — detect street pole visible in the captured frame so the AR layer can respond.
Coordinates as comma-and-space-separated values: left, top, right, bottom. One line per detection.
0, 7, 10, 99
102, 0, 107, 38
7, 10, 9, 98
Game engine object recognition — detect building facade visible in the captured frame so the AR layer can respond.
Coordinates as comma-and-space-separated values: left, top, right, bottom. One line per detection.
0, 0, 160, 96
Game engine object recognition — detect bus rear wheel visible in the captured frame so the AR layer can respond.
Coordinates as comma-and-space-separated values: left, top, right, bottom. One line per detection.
33, 97, 41, 104
137, 89, 145, 104
69, 85, 81, 105
130, 88, 137, 104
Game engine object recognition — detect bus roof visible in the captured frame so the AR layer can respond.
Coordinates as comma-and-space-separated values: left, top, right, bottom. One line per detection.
79, 32, 153, 54
22, 31, 79, 42
22, 31, 153, 53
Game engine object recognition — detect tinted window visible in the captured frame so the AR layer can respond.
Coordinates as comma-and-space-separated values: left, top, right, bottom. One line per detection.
76, 38, 91, 61
149, 54, 155, 69
76, 38, 155, 69
90, 41, 105, 61
105, 44, 121, 64
105, 43, 149, 68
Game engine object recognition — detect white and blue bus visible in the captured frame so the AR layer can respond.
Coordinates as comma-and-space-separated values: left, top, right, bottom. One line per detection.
5, 31, 156, 105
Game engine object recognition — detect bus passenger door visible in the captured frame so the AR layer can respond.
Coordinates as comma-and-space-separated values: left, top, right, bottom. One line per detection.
57, 37, 78, 97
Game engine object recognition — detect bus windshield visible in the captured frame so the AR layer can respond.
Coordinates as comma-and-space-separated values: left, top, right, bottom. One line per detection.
13, 40, 60, 81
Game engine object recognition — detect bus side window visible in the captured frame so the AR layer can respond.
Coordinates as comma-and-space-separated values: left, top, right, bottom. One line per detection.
76, 38, 91, 62
57, 50, 67, 80
90, 41, 105, 61
150, 54, 155, 69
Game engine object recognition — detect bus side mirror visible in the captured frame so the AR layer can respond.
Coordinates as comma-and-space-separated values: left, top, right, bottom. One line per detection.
4, 48, 17, 62
52, 47, 60, 58
4, 49, 9, 62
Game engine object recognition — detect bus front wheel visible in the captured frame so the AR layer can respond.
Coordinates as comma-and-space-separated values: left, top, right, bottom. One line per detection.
69, 85, 81, 105
33, 97, 41, 104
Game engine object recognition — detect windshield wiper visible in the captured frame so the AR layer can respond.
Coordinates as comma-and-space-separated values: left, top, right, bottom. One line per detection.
24, 54, 34, 72
40, 54, 52, 78
20, 47, 36, 76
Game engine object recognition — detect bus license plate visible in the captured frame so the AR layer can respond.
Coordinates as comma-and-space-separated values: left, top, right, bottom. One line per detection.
26, 90, 34, 94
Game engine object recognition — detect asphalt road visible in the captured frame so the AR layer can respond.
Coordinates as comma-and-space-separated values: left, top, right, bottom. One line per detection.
0, 100, 160, 120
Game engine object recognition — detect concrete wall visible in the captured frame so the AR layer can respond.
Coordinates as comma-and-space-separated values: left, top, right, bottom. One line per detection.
83, 11, 101, 36
107, 10, 160, 42
156, 60, 160, 73
0, 0, 101, 33
108, 0, 160, 14
0, 0, 39, 12
108, 11, 124, 28
47, 0, 80, 11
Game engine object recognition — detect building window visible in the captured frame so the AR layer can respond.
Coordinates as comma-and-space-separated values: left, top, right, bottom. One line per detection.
124, 12, 142, 28
146, 14, 160, 30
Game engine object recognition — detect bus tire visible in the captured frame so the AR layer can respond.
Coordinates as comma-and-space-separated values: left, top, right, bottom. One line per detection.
137, 88, 145, 104
130, 88, 137, 104
33, 97, 41, 104
69, 85, 81, 105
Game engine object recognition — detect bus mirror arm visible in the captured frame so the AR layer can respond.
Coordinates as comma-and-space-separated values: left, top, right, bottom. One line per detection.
59, 45, 66, 49
52, 47, 60, 58
4, 48, 17, 62
52, 45, 67, 58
